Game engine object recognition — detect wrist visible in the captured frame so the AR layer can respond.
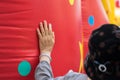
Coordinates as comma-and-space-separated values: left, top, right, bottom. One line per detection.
40, 53, 51, 61
40, 56, 51, 63
39, 52, 51, 63
41, 50, 51, 54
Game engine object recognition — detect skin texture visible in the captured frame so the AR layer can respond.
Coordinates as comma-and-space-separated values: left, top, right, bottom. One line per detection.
37, 20, 55, 63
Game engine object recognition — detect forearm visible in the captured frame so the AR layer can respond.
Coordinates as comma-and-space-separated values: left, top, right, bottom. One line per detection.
35, 60, 53, 80
35, 50, 54, 80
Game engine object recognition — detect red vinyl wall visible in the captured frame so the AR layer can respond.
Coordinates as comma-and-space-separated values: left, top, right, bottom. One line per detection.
81, 0, 109, 61
0, 0, 81, 79
0, 0, 109, 79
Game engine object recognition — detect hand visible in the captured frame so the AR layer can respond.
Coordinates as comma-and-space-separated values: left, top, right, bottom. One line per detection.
37, 20, 55, 54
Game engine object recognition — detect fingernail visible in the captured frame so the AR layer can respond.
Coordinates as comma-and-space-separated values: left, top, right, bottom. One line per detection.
40, 22, 42, 26
49, 23, 52, 26
44, 20, 46, 22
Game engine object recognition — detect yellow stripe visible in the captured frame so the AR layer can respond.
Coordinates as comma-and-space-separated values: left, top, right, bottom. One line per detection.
79, 41, 84, 72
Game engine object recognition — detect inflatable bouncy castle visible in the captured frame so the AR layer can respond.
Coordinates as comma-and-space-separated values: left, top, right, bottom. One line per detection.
0, 0, 119, 79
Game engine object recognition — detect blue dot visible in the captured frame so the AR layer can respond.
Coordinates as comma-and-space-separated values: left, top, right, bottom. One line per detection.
88, 16, 94, 26
18, 60, 31, 76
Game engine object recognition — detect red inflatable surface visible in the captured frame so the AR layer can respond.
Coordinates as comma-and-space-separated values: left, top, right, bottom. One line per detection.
0, 0, 39, 79
0, 0, 110, 79
0, 0, 81, 79
81, 0, 109, 61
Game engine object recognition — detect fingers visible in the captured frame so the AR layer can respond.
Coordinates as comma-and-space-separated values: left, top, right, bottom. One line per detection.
48, 23, 55, 39
48, 23, 53, 35
44, 20, 48, 35
40, 22, 45, 36
37, 28, 42, 39
38, 20, 54, 37
52, 32, 55, 39
37, 20, 55, 54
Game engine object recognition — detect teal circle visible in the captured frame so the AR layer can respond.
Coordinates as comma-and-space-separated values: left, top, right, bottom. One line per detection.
88, 16, 94, 26
18, 60, 31, 76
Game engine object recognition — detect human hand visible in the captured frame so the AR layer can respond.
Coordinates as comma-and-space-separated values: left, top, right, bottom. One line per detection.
37, 20, 55, 54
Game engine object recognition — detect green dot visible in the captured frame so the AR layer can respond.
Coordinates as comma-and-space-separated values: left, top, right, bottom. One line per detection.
18, 60, 31, 76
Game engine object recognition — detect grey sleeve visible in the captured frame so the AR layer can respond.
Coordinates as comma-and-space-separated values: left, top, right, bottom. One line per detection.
35, 61, 54, 80
35, 61, 88, 80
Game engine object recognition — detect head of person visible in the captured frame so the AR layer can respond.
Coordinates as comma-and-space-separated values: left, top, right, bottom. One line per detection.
84, 24, 120, 80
